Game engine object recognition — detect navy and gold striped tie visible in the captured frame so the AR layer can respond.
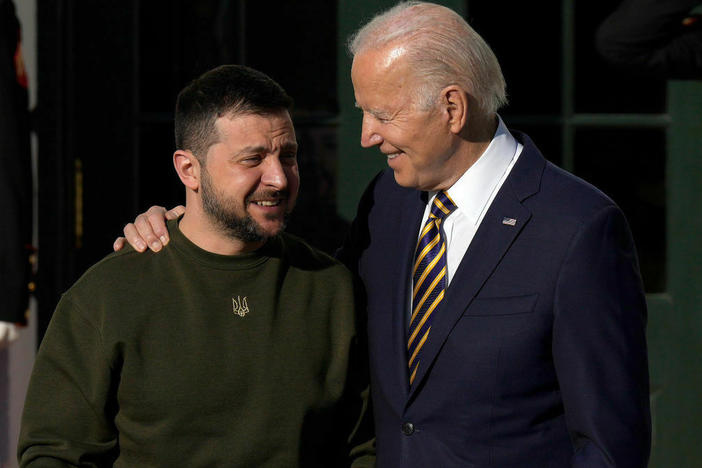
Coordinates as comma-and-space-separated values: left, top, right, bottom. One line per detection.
408, 190, 457, 386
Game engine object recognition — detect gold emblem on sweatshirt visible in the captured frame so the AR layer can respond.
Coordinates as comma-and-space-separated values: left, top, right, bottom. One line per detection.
232, 296, 250, 317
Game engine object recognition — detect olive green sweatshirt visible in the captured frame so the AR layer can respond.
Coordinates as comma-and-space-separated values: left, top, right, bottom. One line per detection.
19, 218, 373, 467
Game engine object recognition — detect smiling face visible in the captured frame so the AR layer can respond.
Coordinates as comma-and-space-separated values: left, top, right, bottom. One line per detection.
199, 110, 299, 243
351, 44, 460, 191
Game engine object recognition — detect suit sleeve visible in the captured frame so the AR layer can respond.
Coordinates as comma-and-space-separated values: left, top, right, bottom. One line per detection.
17, 295, 119, 467
552, 205, 651, 468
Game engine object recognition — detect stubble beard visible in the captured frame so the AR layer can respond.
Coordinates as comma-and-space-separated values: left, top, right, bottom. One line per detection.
200, 167, 290, 243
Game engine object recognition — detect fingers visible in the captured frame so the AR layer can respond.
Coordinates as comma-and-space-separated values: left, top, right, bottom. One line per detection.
113, 236, 126, 252
165, 205, 185, 220
123, 222, 148, 252
121, 205, 181, 253
143, 206, 173, 250
134, 216, 163, 252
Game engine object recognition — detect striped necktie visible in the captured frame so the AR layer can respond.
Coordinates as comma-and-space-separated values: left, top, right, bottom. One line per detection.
408, 190, 457, 386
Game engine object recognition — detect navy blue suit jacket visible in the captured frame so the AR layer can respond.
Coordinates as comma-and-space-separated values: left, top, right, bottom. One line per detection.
338, 131, 651, 468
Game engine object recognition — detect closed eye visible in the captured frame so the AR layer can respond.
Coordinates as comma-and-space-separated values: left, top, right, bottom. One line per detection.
240, 155, 262, 166
368, 110, 391, 123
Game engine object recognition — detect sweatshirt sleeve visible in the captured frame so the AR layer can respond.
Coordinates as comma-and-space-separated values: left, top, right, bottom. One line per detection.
18, 295, 119, 467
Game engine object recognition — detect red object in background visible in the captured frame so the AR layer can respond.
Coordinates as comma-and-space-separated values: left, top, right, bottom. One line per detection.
14, 31, 28, 89
682, 14, 700, 27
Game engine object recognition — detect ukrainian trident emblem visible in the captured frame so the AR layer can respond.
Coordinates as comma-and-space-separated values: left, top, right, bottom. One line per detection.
232, 296, 250, 317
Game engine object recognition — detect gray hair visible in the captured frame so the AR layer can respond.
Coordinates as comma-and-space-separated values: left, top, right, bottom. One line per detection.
347, 1, 507, 114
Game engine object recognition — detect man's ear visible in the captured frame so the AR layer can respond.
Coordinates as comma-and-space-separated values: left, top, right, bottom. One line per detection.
173, 150, 201, 191
441, 85, 469, 135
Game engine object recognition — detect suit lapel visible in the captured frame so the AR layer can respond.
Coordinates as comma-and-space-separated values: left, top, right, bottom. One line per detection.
406, 135, 544, 401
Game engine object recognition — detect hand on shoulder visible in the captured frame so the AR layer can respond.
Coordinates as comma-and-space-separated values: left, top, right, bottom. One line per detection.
113, 205, 185, 253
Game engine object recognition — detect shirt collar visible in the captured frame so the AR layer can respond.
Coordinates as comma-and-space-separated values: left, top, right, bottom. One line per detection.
443, 116, 519, 225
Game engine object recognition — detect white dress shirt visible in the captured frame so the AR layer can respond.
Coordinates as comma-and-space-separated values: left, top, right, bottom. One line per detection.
415, 116, 523, 287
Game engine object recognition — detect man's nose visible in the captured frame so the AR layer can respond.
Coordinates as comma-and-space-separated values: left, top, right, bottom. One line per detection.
260, 157, 288, 189
360, 114, 383, 148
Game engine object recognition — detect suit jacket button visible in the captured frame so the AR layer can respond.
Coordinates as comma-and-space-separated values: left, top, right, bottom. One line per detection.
402, 422, 415, 435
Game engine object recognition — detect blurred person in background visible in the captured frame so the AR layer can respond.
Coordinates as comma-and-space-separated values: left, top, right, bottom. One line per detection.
597, 0, 702, 78
0, 0, 32, 347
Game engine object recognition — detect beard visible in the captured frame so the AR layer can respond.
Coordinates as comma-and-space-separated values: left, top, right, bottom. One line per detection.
200, 167, 290, 243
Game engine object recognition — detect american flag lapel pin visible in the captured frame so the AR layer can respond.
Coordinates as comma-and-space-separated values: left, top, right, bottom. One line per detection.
502, 217, 517, 226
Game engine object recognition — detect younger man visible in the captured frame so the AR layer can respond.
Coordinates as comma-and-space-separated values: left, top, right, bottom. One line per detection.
18, 65, 371, 467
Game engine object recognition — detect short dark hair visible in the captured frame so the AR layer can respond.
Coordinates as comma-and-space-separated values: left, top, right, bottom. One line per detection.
174, 64, 293, 159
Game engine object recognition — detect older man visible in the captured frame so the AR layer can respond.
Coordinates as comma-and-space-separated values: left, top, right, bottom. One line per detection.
118, 2, 651, 467
19, 65, 372, 467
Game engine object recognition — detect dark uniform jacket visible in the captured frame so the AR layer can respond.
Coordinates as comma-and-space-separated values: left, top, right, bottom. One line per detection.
0, 0, 32, 324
